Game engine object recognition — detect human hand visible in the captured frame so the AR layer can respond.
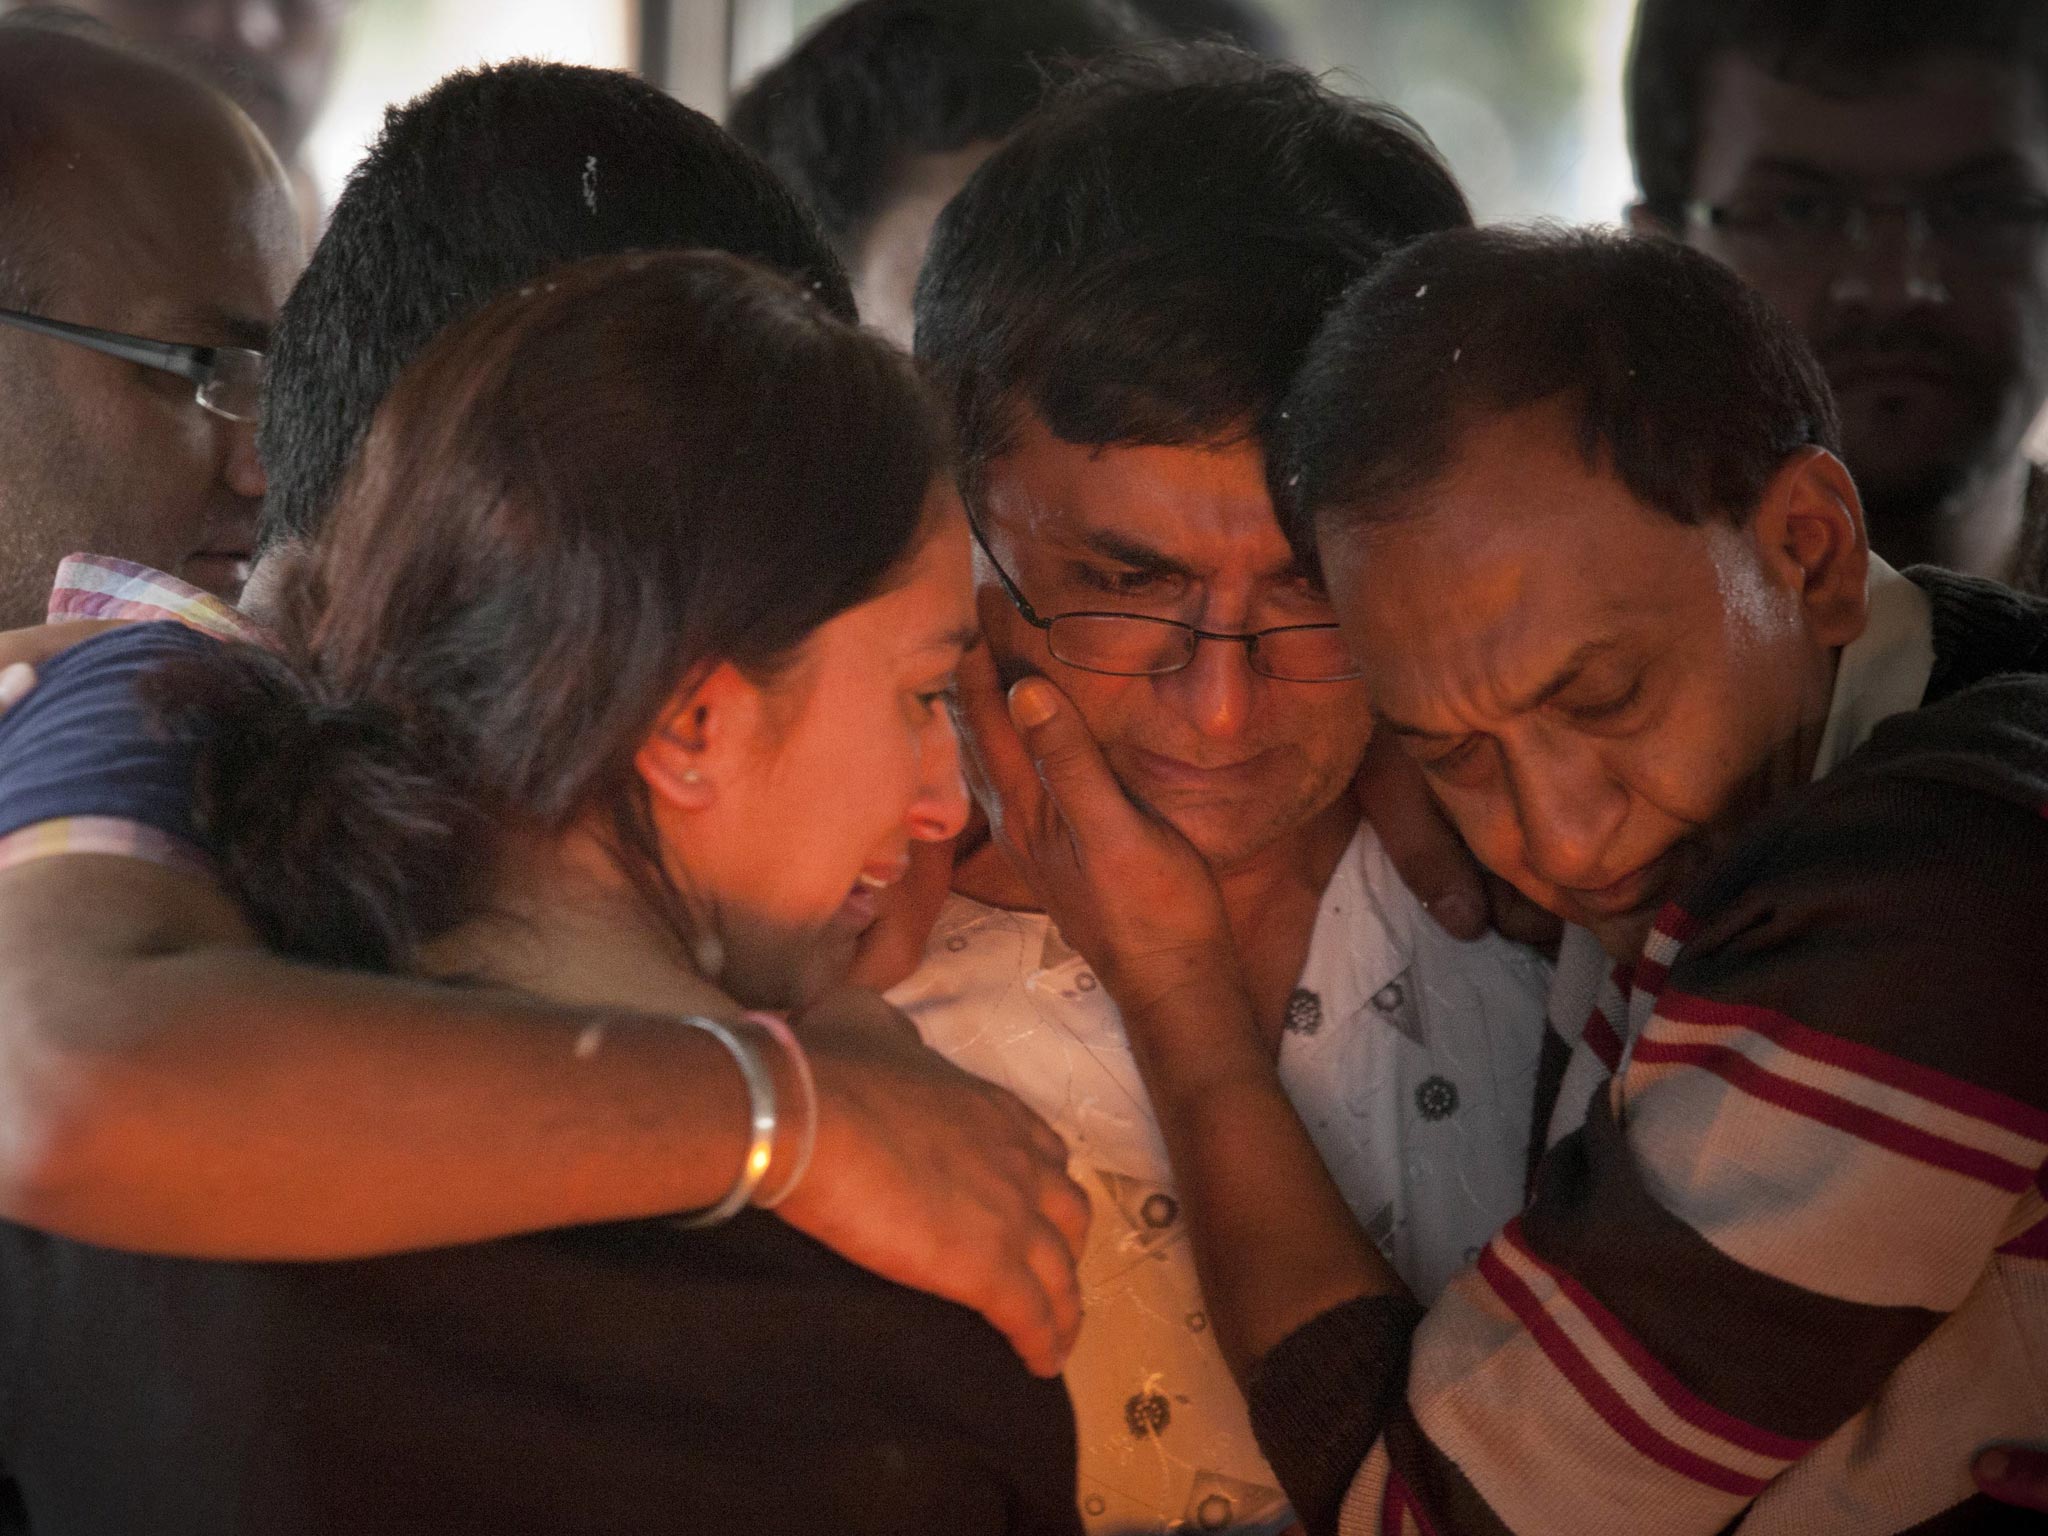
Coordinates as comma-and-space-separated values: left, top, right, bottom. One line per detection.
0, 618, 136, 718
952, 647, 1236, 1018
0, 618, 123, 718
776, 986, 1091, 1378
0, 663, 34, 714
1974, 1444, 2048, 1511
1350, 728, 1562, 951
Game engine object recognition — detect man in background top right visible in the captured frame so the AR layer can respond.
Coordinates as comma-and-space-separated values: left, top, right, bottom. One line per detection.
1629, 0, 2048, 593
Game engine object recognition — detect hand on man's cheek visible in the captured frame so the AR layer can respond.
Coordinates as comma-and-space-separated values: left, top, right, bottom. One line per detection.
953, 645, 1237, 1015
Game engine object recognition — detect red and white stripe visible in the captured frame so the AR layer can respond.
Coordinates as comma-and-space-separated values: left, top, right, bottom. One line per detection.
1624, 991, 2048, 1307
1400, 1220, 1802, 1535
1336, 1444, 1440, 1536
1625, 907, 1694, 1016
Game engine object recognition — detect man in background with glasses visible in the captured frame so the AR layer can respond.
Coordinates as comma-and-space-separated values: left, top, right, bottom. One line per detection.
0, 12, 297, 626
906, 50, 1550, 1535
5, 0, 355, 237
1628, 0, 2048, 594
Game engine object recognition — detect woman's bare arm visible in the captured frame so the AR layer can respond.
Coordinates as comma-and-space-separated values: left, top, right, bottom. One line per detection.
0, 852, 1087, 1374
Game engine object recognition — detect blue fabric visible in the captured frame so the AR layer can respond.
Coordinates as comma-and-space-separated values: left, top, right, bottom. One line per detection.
0, 621, 215, 849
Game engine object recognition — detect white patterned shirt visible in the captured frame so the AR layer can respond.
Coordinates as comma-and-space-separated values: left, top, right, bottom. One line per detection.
889, 823, 1551, 1535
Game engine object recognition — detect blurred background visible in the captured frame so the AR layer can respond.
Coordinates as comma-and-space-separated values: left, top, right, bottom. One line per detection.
304, 0, 1638, 227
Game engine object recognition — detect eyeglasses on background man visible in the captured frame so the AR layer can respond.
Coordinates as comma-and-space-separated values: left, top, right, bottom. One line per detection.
0, 307, 265, 423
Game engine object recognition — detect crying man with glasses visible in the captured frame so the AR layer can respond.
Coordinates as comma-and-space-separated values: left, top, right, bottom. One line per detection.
0, 13, 297, 629
885, 52, 1552, 1536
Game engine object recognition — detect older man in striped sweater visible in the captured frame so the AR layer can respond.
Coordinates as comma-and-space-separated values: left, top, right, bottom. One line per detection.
970, 224, 2048, 1534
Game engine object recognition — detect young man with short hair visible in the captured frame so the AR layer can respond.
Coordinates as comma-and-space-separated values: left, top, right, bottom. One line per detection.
1627, 0, 2048, 592
979, 224, 2048, 1533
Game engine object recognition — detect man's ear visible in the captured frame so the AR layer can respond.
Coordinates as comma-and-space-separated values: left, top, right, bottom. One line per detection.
1626, 200, 1676, 238
636, 661, 764, 813
1750, 447, 1869, 649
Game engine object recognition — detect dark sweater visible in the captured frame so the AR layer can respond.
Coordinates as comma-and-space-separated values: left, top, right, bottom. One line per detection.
0, 1207, 1082, 1535
1247, 568, 2048, 1536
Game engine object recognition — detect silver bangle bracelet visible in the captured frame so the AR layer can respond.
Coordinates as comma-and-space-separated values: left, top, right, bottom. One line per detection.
743, 1011, 816, 1209
674, 1014, 776, 1229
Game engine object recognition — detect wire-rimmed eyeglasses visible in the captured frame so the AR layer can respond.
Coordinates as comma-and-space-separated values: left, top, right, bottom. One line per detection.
968, 514, 1361, 683
0, 307, 265, 424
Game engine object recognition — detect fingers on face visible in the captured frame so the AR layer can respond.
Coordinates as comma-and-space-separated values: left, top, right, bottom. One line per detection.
953, 647, 1040, 824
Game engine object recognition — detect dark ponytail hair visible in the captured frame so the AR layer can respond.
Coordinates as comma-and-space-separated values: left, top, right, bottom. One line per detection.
150, 249, 947, 971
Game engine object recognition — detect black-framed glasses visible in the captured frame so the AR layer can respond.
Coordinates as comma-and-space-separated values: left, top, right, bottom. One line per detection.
967, 514, 1361, 683
0, 308, 265, 424
1686, 184, 2048, 266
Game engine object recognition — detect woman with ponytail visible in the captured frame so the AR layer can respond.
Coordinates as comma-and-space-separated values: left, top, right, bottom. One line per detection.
0, 250, 1085, 1534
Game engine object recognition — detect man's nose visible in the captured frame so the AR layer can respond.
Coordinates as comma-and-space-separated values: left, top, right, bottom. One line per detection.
1506, 739, 1630, 891
221, 414, 267, 502
1829, 204, 1949, 310
1155, 631, 1256, 742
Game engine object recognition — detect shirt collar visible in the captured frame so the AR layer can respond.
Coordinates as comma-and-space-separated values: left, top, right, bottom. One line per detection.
46, 553, 264, 644
1810, 553, 1935, 783
1294, 823, 1411, 1019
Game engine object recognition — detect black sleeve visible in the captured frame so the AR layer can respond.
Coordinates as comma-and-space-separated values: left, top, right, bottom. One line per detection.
1244, 1293, 1426, 1536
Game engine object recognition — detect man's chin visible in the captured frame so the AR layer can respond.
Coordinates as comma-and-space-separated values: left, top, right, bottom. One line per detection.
1585, 911, 1658, 964
1843, 422, 2001, 527
1137, 792, 1314, 874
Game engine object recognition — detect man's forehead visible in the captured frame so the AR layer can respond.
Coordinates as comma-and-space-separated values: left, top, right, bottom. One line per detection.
980, 420, 1297, 572
1335, 413, 1702, 710
1356, 541, 1662, 732
1696, 47, 2048, 183
31, 106, 296, 326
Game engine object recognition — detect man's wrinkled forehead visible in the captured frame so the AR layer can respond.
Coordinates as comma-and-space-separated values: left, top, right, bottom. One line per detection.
978, 409, 1303, 573
1330, 400, 1712, 672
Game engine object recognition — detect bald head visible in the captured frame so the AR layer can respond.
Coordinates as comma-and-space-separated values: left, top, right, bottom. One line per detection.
0, 16, 292, 298
0, 13, 300, 625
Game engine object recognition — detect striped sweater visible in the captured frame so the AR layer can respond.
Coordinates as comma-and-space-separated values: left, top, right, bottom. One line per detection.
1246, 568, 2048, 1535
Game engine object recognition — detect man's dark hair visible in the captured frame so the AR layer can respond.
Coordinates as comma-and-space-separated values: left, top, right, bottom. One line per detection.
1627, 0, 2048, 226
914, 44, 1471, 506
726, 0, 1140, 263
1126, 0, 1288, 56
258, 60, 852, 552
1287, 225, 1841, 561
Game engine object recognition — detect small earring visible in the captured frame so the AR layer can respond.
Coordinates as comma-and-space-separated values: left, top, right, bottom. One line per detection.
681, 768, 703, 785
692, 926, 725, 981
